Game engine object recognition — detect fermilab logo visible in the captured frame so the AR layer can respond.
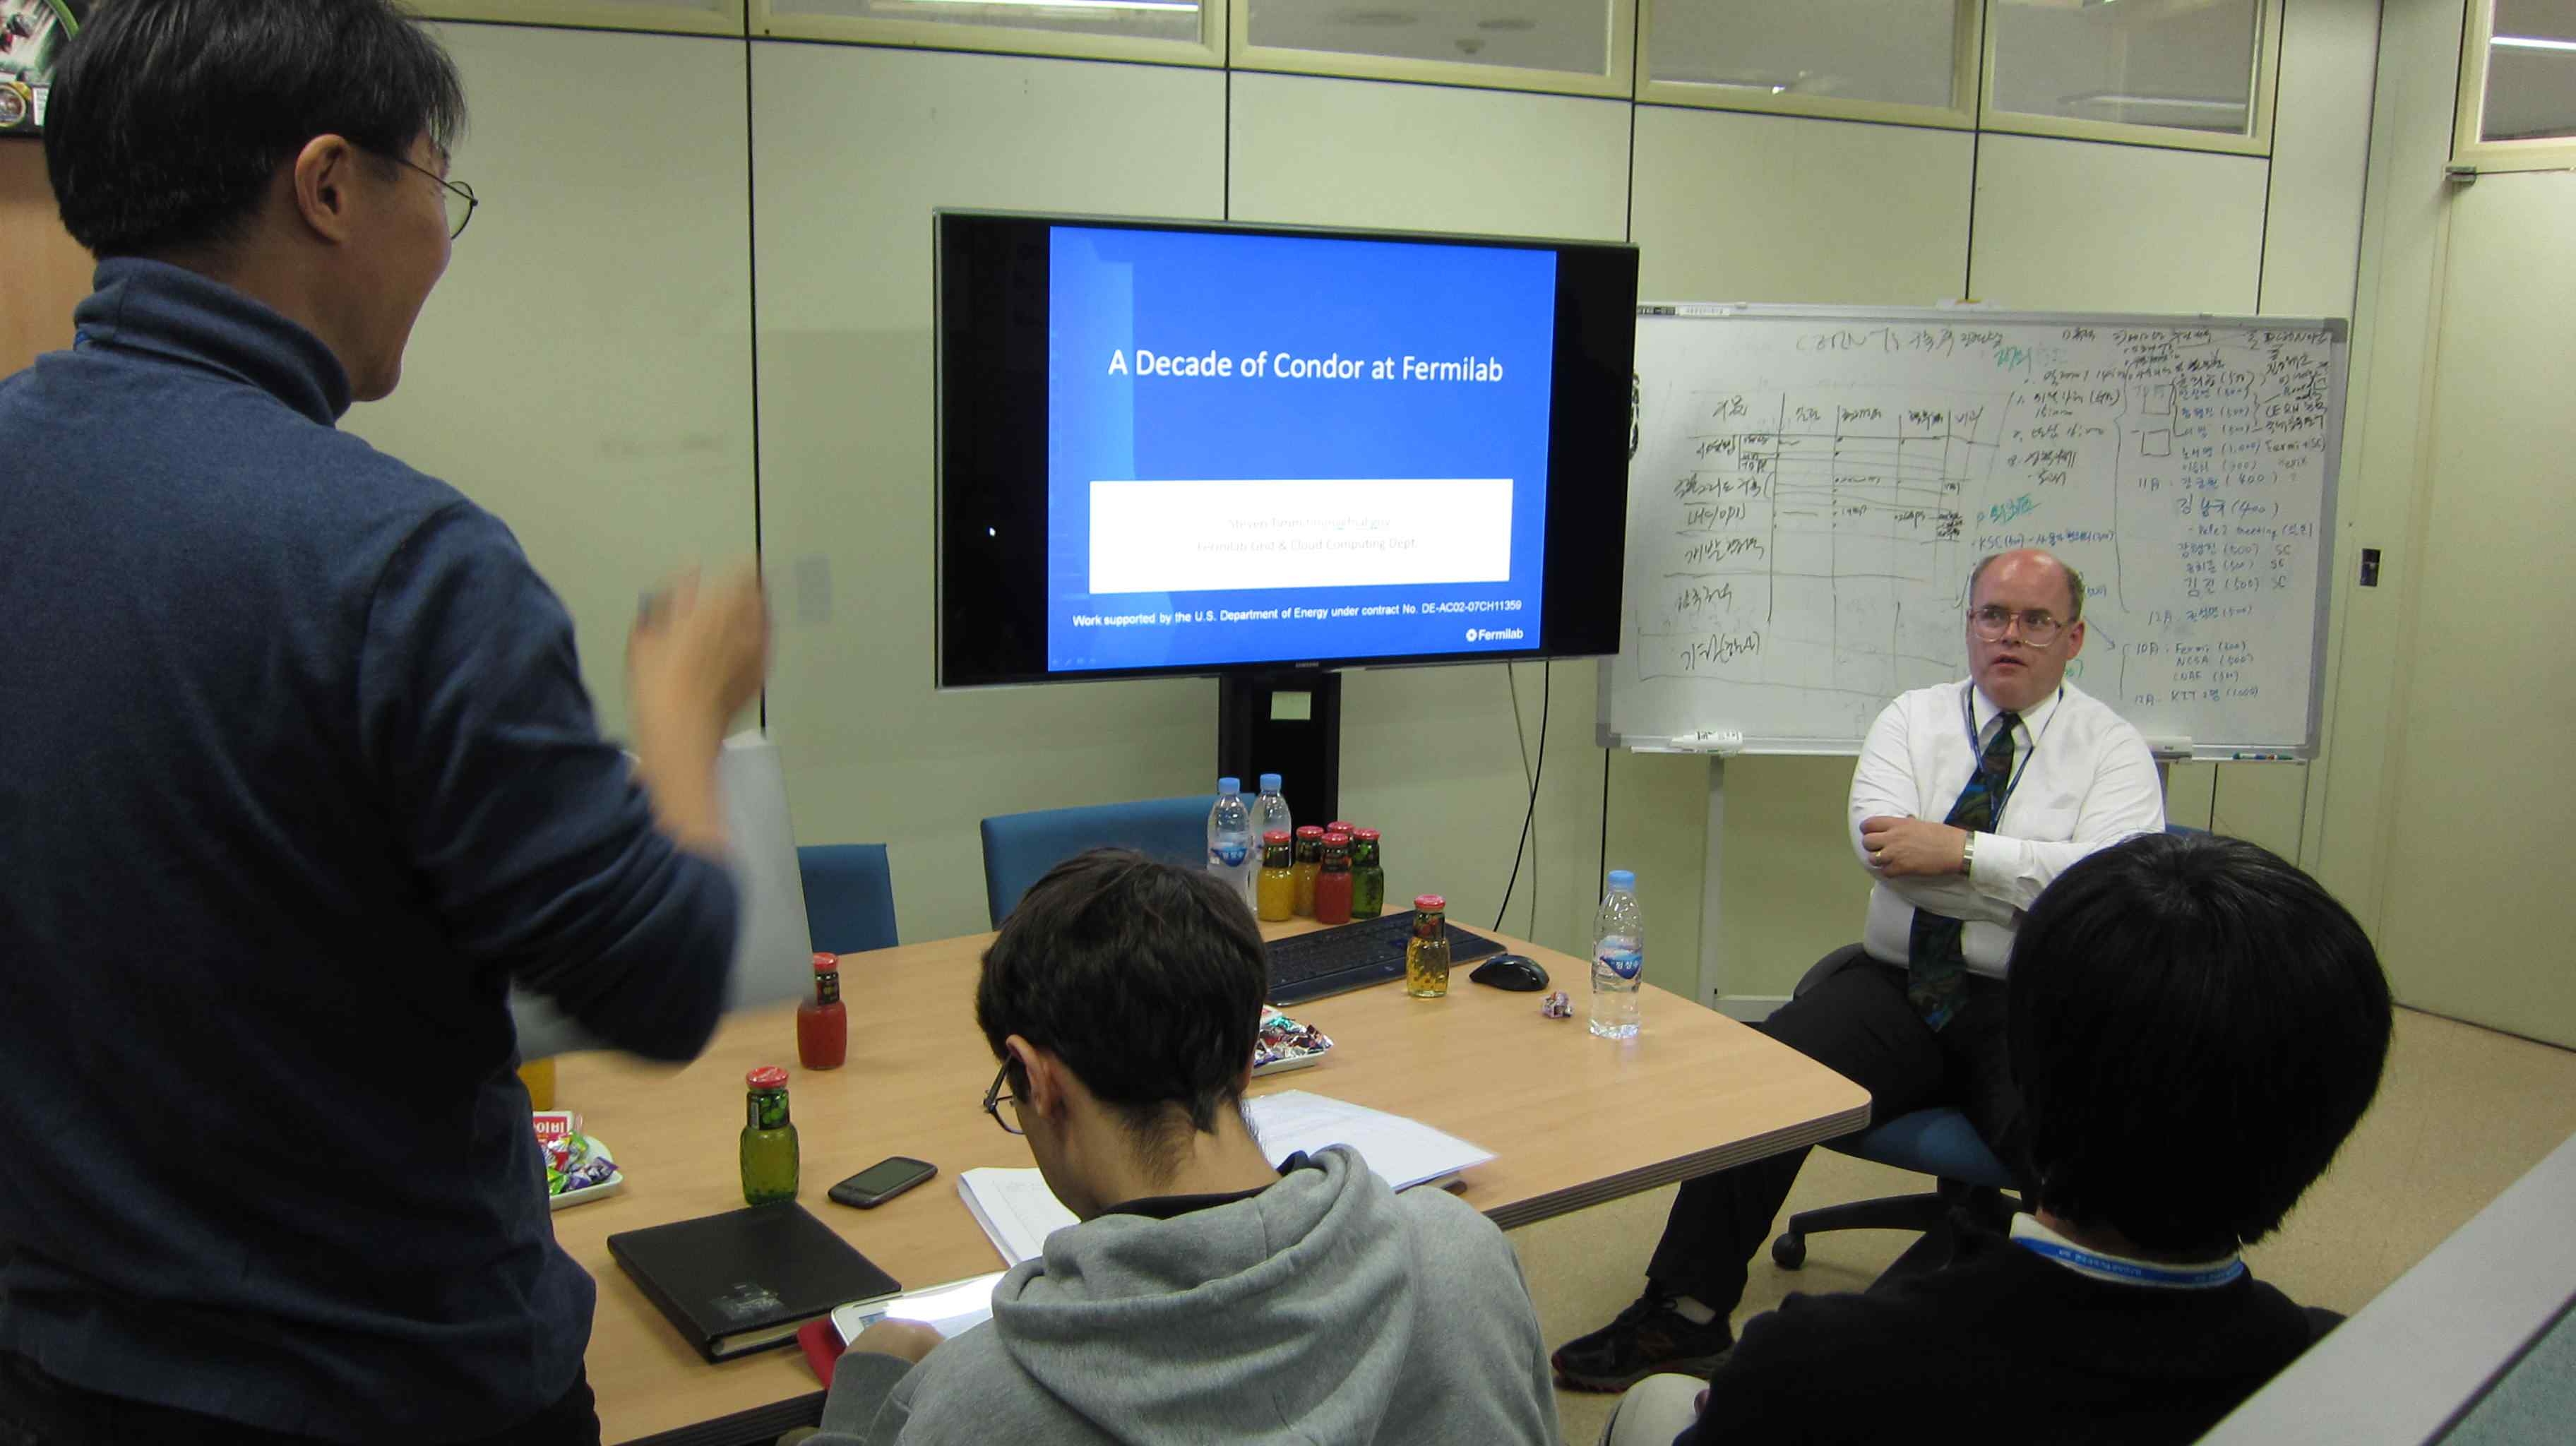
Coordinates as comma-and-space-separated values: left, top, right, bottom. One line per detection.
1468, 628, 1527, 643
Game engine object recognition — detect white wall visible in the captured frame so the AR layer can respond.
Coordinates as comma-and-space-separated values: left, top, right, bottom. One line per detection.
751, 44, 1226, 944
2314, 0, 2466, 931
1967, 133, 2268, 312
347, 24, 758, 742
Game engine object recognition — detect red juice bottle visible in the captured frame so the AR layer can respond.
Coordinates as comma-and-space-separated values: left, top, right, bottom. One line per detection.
797, 952, 847, 1070
1314, 830, 1355, 925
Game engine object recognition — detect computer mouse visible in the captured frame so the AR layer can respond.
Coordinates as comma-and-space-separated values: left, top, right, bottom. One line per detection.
1469, 954, 1549, 992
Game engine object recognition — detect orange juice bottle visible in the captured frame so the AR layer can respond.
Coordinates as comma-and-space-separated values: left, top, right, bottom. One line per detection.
1292, 825, 1325, 917
1256, 831, 1296, 921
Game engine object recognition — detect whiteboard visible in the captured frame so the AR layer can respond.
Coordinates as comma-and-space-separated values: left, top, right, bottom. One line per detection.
1599, 306, 2347, 758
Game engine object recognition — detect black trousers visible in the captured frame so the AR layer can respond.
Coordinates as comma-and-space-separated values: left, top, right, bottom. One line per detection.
0, 1353, 599, 1446
1644, 957, 2036, 1315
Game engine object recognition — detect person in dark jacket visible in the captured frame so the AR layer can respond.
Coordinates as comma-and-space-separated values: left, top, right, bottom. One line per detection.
1602, 831, 2394, 1446
0, 2, 766, 1441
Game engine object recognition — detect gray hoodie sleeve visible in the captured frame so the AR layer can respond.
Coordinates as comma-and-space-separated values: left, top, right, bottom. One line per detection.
813, 1351, 920, 1445
1507, 1249, 1566, 1446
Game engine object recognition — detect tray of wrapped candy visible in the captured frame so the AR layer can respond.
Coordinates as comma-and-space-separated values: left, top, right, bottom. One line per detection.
535, 1110, 624, 1209
1252, 1008, 1333, 1076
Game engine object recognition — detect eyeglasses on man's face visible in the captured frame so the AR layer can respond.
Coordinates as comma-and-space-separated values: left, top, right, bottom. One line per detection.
982, 1060, 1025, 1136
1969, 604, 2069, 647
392, 154, 477, 239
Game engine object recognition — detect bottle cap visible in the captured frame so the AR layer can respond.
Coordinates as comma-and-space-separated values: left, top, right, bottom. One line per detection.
1217, 777, 1241, 794
1263, 830, 1291, 843
1259, 773, 1282, 792
1414, 894, 1446, 912
1353, 827, 1380, 841
746, 1065, 789, 1090
812, 952, 839, 973
1323, 830, 1352, 845
1608, 869, 1637, 890
1328, 821, 1354, 834
1296, 825, 1325, 839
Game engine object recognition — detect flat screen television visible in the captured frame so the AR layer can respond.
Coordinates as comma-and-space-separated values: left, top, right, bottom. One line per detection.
935, 210, 1639, 688
0, 0, 84, 135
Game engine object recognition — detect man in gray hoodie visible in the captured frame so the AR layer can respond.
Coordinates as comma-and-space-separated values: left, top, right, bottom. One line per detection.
811, 848, 1561, 1446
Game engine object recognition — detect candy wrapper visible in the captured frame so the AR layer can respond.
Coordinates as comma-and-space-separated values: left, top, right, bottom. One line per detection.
1251, 1008, 1333, 1075
532, 1111, 580, 1173
1539, 991, 1573, 1020
534, 1111, 623, 1207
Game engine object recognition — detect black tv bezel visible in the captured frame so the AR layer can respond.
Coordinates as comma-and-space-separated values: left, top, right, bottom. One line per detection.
934, 209, 1638, 691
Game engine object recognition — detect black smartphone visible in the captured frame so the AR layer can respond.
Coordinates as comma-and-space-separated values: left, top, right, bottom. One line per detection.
828, 1157, 938, 1209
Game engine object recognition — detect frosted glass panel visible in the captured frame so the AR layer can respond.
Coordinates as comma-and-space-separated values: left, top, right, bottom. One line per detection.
1246, 0, 1611, 76
774, 0, 1201, 44
2485, 0, 2576, 142
1991, 0, 2262, 136
412, 0, 735, 28
1650, 0, 1961, 110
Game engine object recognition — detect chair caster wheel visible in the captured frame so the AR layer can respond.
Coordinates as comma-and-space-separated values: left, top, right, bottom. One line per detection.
1772, 1233, 1806, 1269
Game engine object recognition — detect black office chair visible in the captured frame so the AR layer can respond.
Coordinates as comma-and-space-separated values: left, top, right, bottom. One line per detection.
1774, 824, 2216, 1274
1768, 943, 2020, 1277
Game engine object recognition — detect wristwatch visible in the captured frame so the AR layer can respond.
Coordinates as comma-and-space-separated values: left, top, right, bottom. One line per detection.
1961, 831, 1978, 876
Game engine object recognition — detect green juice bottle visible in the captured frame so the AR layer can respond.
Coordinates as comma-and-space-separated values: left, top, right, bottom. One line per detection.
739, 1065, 799, 1205
1350, 829, 1385, 919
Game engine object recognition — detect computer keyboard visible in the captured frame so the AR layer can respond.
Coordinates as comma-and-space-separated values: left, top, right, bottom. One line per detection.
1265, 913, 1507, 1006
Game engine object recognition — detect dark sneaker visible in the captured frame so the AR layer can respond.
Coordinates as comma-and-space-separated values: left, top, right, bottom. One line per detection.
1551, 1291, 1734, 1392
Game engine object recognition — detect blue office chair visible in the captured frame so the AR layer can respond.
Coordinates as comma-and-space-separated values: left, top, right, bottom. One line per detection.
1769, 943, 2020, 1274
799, 844, 899, 955
980, 795, 1215, 928
1772, 824, 2209, 1271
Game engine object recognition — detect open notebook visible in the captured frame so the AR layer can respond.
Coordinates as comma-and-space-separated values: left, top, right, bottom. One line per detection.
957, 1090, 1493, 1267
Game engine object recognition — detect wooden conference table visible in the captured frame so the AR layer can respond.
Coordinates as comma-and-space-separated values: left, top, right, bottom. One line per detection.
549, 923, 1871, 1445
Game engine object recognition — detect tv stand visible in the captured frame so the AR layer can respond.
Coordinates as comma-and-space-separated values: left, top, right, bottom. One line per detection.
1217, 671, 1342, 827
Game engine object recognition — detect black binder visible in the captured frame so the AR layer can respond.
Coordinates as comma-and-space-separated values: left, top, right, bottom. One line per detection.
607, 1202, 901, 1362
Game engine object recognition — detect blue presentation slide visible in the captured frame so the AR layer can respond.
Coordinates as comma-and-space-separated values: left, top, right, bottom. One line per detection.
1046, 225, 1557, 673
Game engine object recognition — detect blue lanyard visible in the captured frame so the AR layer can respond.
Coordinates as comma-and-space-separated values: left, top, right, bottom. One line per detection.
2012, 1236, 2247, 1290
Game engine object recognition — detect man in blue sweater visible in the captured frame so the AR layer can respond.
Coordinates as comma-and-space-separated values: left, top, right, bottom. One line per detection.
0, 1, 765, 1441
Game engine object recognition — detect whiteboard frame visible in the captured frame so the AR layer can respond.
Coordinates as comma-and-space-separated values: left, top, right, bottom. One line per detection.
1599, 303, 2349, 763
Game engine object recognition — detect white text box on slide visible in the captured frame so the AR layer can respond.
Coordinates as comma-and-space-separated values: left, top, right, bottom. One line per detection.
1087, 479, 1514, 594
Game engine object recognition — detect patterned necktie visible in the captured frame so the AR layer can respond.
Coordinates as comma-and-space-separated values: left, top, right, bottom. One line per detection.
1907, 711, 2021, 1030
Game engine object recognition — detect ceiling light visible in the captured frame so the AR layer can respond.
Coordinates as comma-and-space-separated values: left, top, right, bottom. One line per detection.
2493, 35, 2576, 52
1683, 73, 1796, 91
2060, 92, 2247, 112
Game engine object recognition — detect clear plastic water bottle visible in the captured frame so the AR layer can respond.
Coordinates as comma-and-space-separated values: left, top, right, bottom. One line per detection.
1590, 870, 1644, 1039
1254, 773, 1294, 846
1207, 779, 1256, 910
